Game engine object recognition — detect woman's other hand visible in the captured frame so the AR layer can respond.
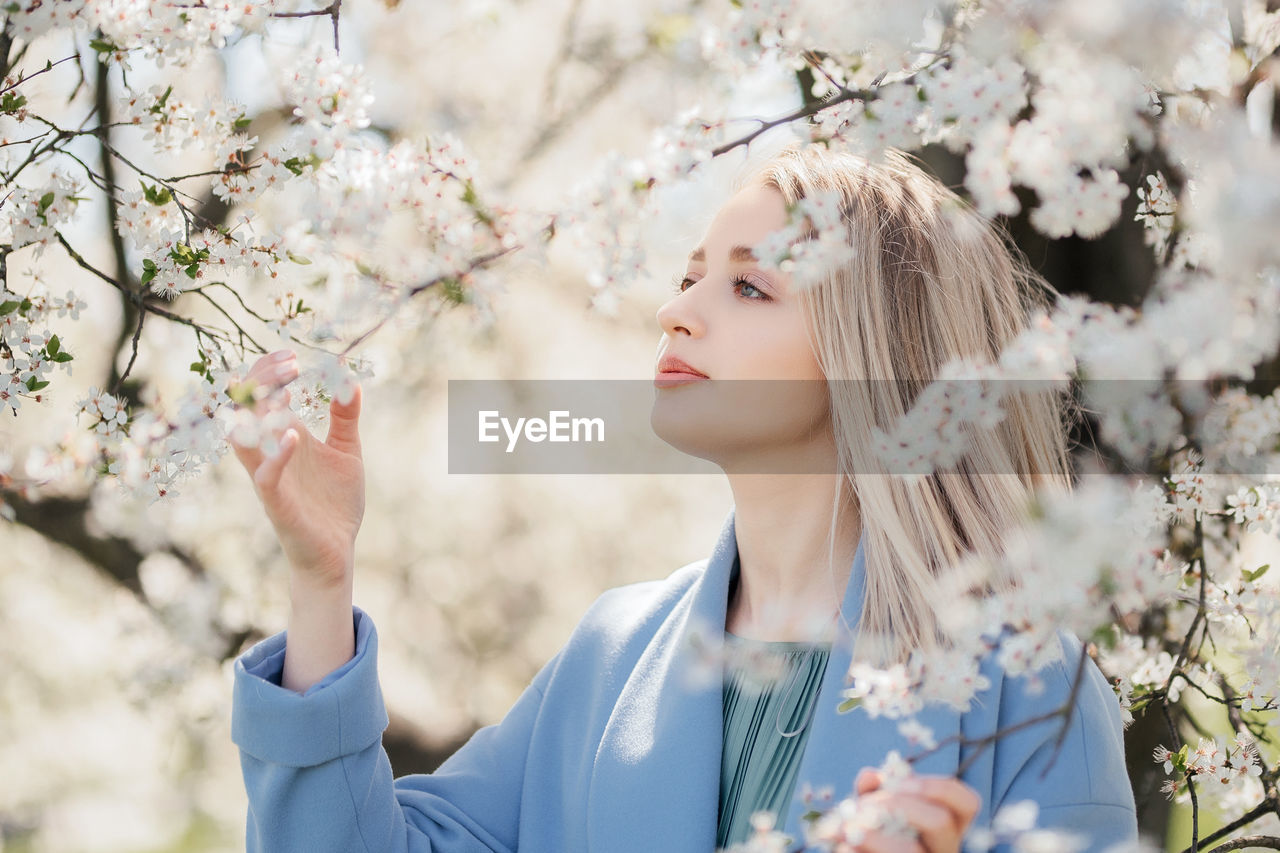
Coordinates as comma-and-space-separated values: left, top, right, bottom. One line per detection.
228, 349, 366, 591
850, 767, 982, 853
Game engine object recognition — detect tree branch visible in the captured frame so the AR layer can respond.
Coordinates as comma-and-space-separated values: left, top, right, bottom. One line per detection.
1205, 836, 1280, 853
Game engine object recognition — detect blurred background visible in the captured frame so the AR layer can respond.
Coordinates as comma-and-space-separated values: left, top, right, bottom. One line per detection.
1, 0, 1269, 850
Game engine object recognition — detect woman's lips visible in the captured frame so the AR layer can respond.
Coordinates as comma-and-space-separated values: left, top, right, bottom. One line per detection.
654, 371, 710, 388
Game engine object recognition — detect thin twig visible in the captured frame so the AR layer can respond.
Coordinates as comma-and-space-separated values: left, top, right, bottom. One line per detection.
1179, 804, 1278, 853
1205, 836, 1280, 853
0, 53, 81, 97
903, 647, 1090, 778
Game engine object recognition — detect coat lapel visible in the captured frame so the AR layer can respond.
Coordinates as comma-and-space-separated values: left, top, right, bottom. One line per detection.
586, 508, 737, 853
587, 506, 963, 852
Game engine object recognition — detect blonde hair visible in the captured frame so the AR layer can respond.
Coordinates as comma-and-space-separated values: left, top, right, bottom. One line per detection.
743, 144, 1079, 664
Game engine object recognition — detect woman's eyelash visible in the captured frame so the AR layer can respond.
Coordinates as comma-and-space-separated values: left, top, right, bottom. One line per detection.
670, 274, 770, 300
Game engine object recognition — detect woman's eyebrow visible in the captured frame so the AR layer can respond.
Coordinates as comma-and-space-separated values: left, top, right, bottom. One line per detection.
687, 245, 759, 263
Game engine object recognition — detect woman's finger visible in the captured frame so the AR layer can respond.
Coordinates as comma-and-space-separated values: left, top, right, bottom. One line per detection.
229, 427, 265, 475
897, 777, 983, 830
858, 827, 926, 853
857, 771, 983, 832
227, 349, 300, 480
228, 383, 294, 474
856, 767, 882, 795
251, 361, 298, 413
254, 427, 300, 495
860, 790, 961, 853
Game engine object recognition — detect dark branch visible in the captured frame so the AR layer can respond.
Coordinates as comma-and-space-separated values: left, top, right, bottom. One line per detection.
1205, 837, 1280, 853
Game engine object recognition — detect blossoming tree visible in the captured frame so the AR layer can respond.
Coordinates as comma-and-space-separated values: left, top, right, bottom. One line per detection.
3, 0, 1280, 850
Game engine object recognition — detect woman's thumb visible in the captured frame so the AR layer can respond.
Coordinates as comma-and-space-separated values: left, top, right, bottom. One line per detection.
325, 382, 362, 455
854, 768, 882, 796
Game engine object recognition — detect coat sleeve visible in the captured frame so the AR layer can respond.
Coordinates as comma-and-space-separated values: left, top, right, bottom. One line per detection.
230, 605, 553, 853
981, 631, 1139, 853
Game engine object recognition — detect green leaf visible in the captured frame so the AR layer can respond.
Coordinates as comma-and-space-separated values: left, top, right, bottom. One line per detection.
139, 180, 172, 206
46, 334, 60, 356
285, 251, 311, 265
89, 38, 118, 54
1243, 563, 1270, 583
1091, 623, 1118, 650
6, 3, 24, 14
24, 377, 49, 392
140, 258, 157, 286
460, 179, 494, 226
439, 276, 468, 305
226, 381, 255, 406
0, 92, 27, 114
281, 152, 323, 176
232, 114, 252, 132
0, 300, 19, 316
49, 351, 73, 363
836, 696, 862, 714
37, 191, 54, 213
189, 361, 206, 373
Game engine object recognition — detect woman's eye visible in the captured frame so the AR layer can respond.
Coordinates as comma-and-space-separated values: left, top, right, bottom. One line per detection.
669, 274, 770, 300
732, 276, 768, 300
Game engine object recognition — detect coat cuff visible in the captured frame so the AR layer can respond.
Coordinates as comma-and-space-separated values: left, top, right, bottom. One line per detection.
231, 605, 389, 767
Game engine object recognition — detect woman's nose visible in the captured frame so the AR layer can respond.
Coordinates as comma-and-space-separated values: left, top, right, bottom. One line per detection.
656, 283, 704, 338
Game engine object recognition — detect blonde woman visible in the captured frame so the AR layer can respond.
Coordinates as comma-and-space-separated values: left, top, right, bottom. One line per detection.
229, 144, 1137, 852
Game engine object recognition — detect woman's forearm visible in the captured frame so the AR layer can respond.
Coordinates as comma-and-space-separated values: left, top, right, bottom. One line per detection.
282, 570, 356, 693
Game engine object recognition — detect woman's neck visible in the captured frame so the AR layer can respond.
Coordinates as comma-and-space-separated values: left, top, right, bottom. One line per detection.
723, 473, 860, 643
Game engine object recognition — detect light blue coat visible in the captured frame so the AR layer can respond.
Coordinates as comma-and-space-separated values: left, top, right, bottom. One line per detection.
231, 507, 1138, 852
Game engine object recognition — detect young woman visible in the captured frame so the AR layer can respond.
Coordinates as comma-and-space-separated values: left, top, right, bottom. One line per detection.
228, 144, 1138, 852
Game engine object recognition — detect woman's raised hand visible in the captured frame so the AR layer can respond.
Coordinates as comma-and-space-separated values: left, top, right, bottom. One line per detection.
228, 349, 366, 592
850, 768, 982, 853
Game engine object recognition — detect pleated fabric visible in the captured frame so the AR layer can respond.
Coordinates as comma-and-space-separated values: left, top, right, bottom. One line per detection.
716, 631, 831, 850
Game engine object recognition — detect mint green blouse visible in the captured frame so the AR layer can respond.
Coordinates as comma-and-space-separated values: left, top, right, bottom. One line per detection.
717, 630, 832, 849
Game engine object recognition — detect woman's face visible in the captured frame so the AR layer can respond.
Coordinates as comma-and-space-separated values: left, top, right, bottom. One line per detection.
650, 181, 834, 473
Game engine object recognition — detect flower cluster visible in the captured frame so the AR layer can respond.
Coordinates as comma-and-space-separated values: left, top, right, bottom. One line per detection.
750, 190, 859, 292
1, 284, 83, 416
802, 752, 923, 850
1135, 172, 1176, 256
7, 0, 307, 69
281, 43, 375, 137
843, 644, 993, 724
0, 170, 87, 253
1153, 734, 1264, 814
115, 85, 251, 154
74, 386, 130, 439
